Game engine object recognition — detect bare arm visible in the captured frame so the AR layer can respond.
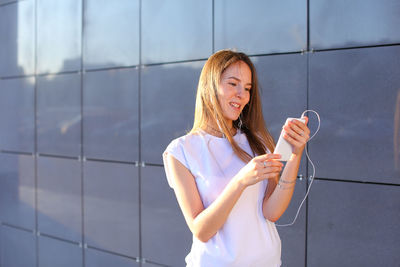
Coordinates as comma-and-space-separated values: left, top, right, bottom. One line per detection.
165, 153, 282, 242
262, 117, 310, 221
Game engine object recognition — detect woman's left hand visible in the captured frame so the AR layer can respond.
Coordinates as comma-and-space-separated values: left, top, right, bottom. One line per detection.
282, 116, 310, 155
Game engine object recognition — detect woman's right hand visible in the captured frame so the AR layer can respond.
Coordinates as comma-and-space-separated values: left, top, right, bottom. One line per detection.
235, 154, 283, 187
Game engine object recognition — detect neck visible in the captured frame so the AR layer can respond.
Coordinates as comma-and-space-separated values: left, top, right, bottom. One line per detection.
208, 118, 233, 130
203, 121, 236, 138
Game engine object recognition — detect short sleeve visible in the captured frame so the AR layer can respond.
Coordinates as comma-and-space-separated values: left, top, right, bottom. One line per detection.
162, 138, 190, 188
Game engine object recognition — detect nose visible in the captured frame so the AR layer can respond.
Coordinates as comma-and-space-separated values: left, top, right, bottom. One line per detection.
236, 84, 245, 98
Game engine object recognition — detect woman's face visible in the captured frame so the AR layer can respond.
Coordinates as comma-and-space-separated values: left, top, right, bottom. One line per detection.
217, 60, 252, 126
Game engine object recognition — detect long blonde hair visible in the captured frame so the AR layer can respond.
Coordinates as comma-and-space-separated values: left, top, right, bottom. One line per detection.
190, 49, 275, 162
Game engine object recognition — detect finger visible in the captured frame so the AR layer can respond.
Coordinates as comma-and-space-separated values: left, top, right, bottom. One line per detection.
285, 123, 310, 140
283, 131, 304, 147
258, 160, 282, 171
287, 131, 308, 145
260, 164, 283, 177
265, 153, 283, 160
286, 122, 304, 137
303, 116, 309, 125
289, 119, 310, 135
283, 126, 303, 142
255, 153, 282, 161
293, 116, 309, 125
262, 161, 284, 168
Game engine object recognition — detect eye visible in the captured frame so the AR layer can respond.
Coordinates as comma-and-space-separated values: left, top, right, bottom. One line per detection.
228, 82, 237, 87
245, 87, 251, 91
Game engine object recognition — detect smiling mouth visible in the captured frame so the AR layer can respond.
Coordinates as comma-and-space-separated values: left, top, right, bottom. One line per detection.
229, 102, 240, 109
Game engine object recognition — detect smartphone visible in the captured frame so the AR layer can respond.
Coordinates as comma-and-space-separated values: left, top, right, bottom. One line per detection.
273, 117, 306, 161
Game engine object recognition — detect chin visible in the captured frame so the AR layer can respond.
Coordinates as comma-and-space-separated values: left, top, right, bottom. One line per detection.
225, 115, 239, 122
223, 110, 241, 122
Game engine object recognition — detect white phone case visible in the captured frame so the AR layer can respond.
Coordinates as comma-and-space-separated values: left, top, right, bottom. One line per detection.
273, 117, 306, 161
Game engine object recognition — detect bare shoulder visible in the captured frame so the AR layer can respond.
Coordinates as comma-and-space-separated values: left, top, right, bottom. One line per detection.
165, 153, 195, 184
165, 148, 204, 225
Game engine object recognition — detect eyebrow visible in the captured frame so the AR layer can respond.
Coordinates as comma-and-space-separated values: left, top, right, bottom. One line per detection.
226, 76, 252, 86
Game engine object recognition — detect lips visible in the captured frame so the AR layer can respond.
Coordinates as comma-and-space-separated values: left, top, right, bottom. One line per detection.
229, 102, 241, 110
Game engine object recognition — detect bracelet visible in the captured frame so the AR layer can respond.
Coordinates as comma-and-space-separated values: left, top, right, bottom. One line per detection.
277, 182, 295, 190
278, 178, 296, 184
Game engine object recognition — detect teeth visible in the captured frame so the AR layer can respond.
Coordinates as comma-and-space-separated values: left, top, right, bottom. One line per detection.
230, 102, 240, 108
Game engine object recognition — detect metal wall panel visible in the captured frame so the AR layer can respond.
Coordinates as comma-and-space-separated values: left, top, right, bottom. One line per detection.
0, 225, 1, 265
0, 153, 35, 230
37, 0, 82, 74
37, 157, 82, 242
141, 61, 202, 164
142, 263, 164, 267
0, 77, 35, 153
0, 226, 37, 267
38, 236, 83, 267
141, 166, 191, 266
83, 68, 139, 162
0, 0, 17, 5
85, 248, 139, 267
310, 0, 400, 49
308, 179, 400, 267
309, 46, 400, 184
0, 0, 35, 77
84, 161, 139, 257
37, 73, 81, 157
141, 0, 212, 63
276, 179, 307, 267
84, 0, 139, 69
215, 0, 307, 55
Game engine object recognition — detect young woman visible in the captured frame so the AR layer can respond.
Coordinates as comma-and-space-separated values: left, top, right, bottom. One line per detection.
163, 50, 310, 266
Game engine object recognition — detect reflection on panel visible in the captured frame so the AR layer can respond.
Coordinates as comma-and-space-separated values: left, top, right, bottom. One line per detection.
84, 161, 139, 257
38, 236, 82, 267
310, 0, 400, 49
84, 0, 139, 69
309, 46, 400, 183
141, 166, 191, 266
308, 180, 400, 266
37, 73, 81, 157
215, 0, 306, 55
85, 248, 139, 267
254, 54, 308, 176
276, 178, 306, 267
0, 77, 35, 153
141, 0, 212, 63
83, 68, 139, 162
37, 157, 82, 242
0, 0, 15, 5
0, 0, 34, 77
1, 226, 37, 267
37, 0, 81, 74
0, 154, 35, 230
141, 61, 202, 164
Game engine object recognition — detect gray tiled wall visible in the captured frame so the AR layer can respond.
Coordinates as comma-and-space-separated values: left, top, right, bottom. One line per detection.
0, 0, 399, 266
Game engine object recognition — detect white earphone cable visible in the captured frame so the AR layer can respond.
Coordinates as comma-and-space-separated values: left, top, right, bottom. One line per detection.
276, 110, 320, 227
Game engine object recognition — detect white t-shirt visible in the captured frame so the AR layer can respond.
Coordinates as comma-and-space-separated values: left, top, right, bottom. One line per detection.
163, 130, 281, 267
